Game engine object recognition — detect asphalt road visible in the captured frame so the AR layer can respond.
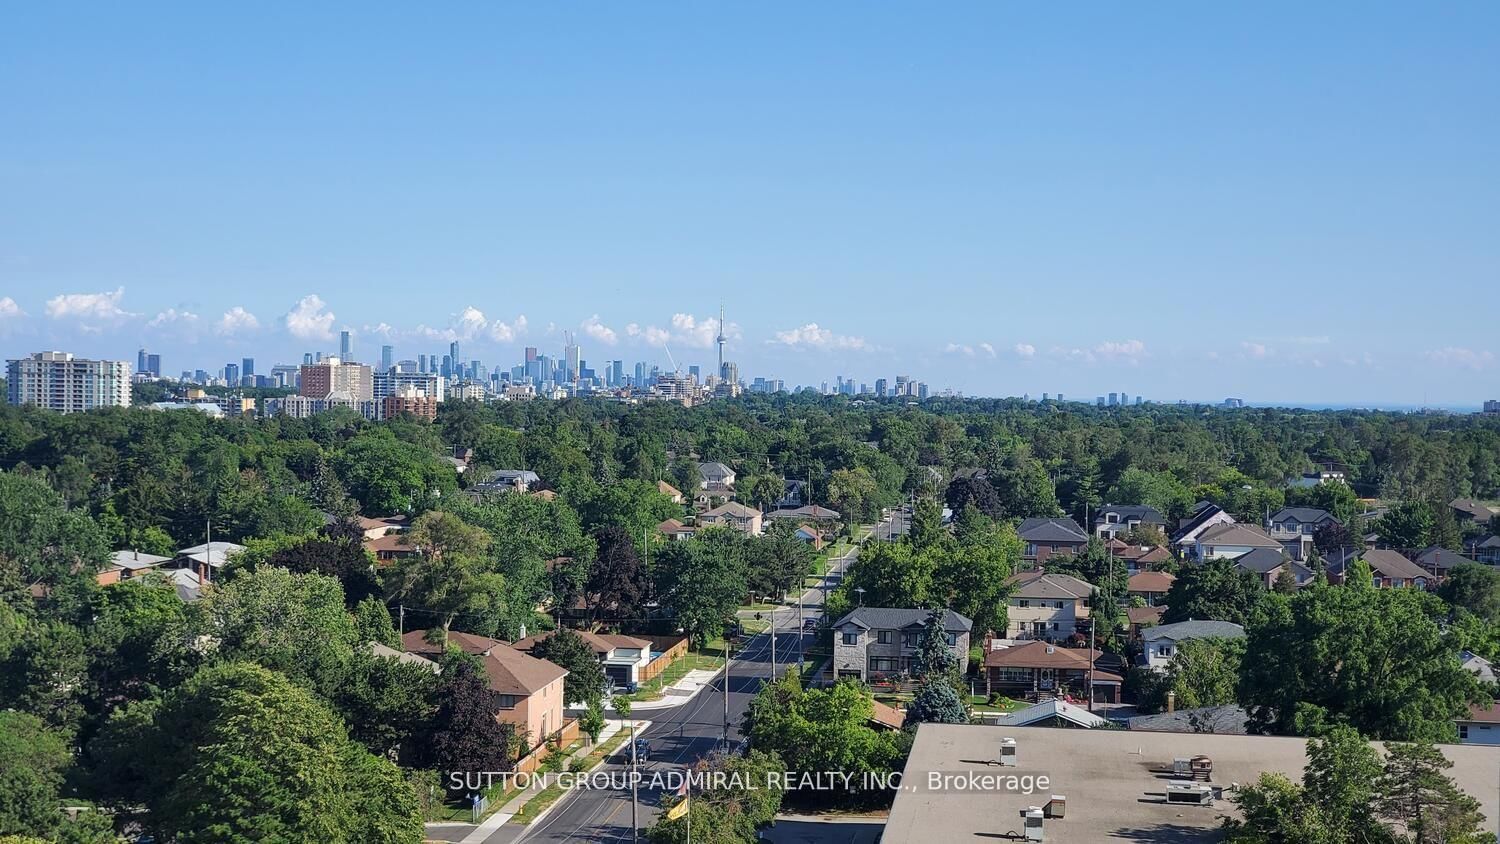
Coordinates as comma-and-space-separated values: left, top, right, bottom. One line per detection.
506, 546, 857, 844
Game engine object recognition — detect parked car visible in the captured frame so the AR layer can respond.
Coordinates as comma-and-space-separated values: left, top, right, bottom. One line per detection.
802, 618, 819, 631
633, 739, 652, 762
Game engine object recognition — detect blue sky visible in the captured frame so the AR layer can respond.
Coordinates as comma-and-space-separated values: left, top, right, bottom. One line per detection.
2, 3, 1497, 404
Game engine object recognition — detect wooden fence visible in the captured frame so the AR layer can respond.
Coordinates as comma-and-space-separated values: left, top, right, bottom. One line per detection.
638, 635, 690, 683
512, 717, 581, 775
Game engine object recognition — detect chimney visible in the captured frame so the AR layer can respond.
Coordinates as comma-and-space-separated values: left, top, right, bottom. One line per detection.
1167, 690, 1176, 713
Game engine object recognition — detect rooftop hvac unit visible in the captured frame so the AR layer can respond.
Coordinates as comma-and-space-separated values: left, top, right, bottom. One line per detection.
1044, 794, 1066, 819
1020, 807, 1045, 841
999, 737, 1018, 767
1165, 782, 1214, 805
1172, 756, 1214, 781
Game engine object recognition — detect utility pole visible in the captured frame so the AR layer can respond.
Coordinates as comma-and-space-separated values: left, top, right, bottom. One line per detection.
722, 637, 731, 754
770, 610, 777, 679
398, 604, 405, 635
1087, 603, 1096, 714
629, 716, 640, 842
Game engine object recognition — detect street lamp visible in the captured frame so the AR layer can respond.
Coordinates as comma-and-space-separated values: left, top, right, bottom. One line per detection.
855, 587, 866, 607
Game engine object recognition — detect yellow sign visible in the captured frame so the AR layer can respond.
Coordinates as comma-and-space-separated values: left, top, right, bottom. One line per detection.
665, 796, 690, 821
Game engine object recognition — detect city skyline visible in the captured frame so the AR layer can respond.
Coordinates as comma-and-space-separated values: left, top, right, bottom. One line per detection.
3, 4, 1498, 404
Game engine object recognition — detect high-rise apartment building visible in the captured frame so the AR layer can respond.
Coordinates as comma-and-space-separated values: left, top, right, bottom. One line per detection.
374, 370, 446, 403
299, 357, 373, 401
146, 354, 161, 378
564, 340, 580, 384
381, 384, 439, 421
7, 351, 131, 413
340, 330, 353, 360
137, 348, 149, 375
242, 357, 255, 378
224, 363, 240, 385
380, 345, 394, 373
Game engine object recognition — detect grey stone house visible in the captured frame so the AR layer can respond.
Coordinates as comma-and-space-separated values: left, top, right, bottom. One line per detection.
830, 607, 973, 682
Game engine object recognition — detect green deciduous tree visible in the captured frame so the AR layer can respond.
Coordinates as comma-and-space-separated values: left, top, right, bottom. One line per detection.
1240, 586, 1483, 741
1375, 502, 1434, 550
0, 711, 71, 839
653, 528, 747, 645
528, 628, 607, 706
1161, 557, 1266, 626
91, 662, 422, 844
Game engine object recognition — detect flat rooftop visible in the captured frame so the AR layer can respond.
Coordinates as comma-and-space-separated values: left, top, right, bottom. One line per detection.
883, 724, 1500, 843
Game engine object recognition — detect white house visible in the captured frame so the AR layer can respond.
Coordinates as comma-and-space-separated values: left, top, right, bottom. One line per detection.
1140, 620, 1246, 671
1193, 523, 1283, 561
1003, 571, 1094, 642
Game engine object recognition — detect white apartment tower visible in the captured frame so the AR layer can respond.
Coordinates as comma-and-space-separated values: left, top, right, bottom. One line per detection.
6, 351, 132, 413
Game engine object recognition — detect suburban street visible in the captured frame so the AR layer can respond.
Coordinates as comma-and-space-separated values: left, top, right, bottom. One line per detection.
502, 543, 860, 844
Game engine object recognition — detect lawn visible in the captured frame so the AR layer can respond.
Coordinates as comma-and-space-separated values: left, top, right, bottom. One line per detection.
613, 649, 726, 703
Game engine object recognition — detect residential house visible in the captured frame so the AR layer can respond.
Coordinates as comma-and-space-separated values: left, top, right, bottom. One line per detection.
1416, 546, 1478, 578
775, 479, 806, 510
980, 639, 1122, 703
657, 518, 698, 542
1093, 504, 1167, 540
700, 501, 763, 536
1171, 502, 1236, 554
474, 469, 540, 494
513, 629, 652, 688
1231, 547, 1314, 590
1126, 571, 1174, 606
1192, 523, 1282, 561
355, 514, 408, 540
403, 630, 569, 748
1108, 540, 1172, 572
1017, 517, 1089, 565
1126, 705, 1251, 735
1451, 498, 1500, 527
656, 480, 684, 504
174, 541, 246, 582
1340, 549, 1432, 589
830, 607, 972, 682
1124, 606, 1165, 642
869, 699, 906, 731
765, 504, 842, 524
1140, 620, 1246, 671
697, 461, 736, 491
164, 568, 207, 602
107, 550, 173, 583
369, 642, 442, 674
1004, 571, 1094, 642
793, 524, 825, 550
365, 532, 419, 565
1267, 507, 1339, 561
1470, 535, 1500, 565
1456, 703, 1500, 746
1461, 651, 1496, 685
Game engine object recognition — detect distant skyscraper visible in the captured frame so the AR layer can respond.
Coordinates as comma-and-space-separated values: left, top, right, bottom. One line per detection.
242, 357, 254, 377
563, 335, 580, 383
137, 348, 149, 375
418, 354, 428, 373
525, 346, 538, 363
381, 345, 394, 373
303, 352, 314, 366
688, 365, 701, 383
611, 360, 624, 387
441, 355, 453, 378
634, 361, 647, 386
1108, 392, 1119, 406
340, 330, 353, 360
146, 354, 161, 378
224, 363, 239, 385
449, 342, 461, 378
875, 378, 888, 397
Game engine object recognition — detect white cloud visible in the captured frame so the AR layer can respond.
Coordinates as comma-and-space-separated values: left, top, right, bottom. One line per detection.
456, 306, 488, 340
1013, 343, 1036, 359
0, 297, 24, 320
1051, 339, 1148, 365
44, 287, 136, 323
147, 308, 200, 328
485, 315, 522, 343
944, 342, 997, 359
771, 323, 868, 351
216, 306, 260, 336
1240, 341, 1271, 359
580, 315, 618, 345
978, 342, 996, 358
627, 313, 739, 350
1426, 347, 1495, 371
284, 294, 336, 341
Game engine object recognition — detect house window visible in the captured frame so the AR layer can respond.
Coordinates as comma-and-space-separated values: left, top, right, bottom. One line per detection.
497, 694, 518, 710
842, 632, 858, 646
1051, 623, 1059, 631
902, 632, 919, 648
1459, 724, 1469, 740
1158, 645, 1173, 658
1018, 599, 1030, 608
945, 633, 957, 646
877, 630, 893, 644
1025, 543, 1038, 557
872, 658, 898, 672
1055, 601, 1064, 609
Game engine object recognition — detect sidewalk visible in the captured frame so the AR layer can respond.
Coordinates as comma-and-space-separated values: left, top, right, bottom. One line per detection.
626, 667, 724, 710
